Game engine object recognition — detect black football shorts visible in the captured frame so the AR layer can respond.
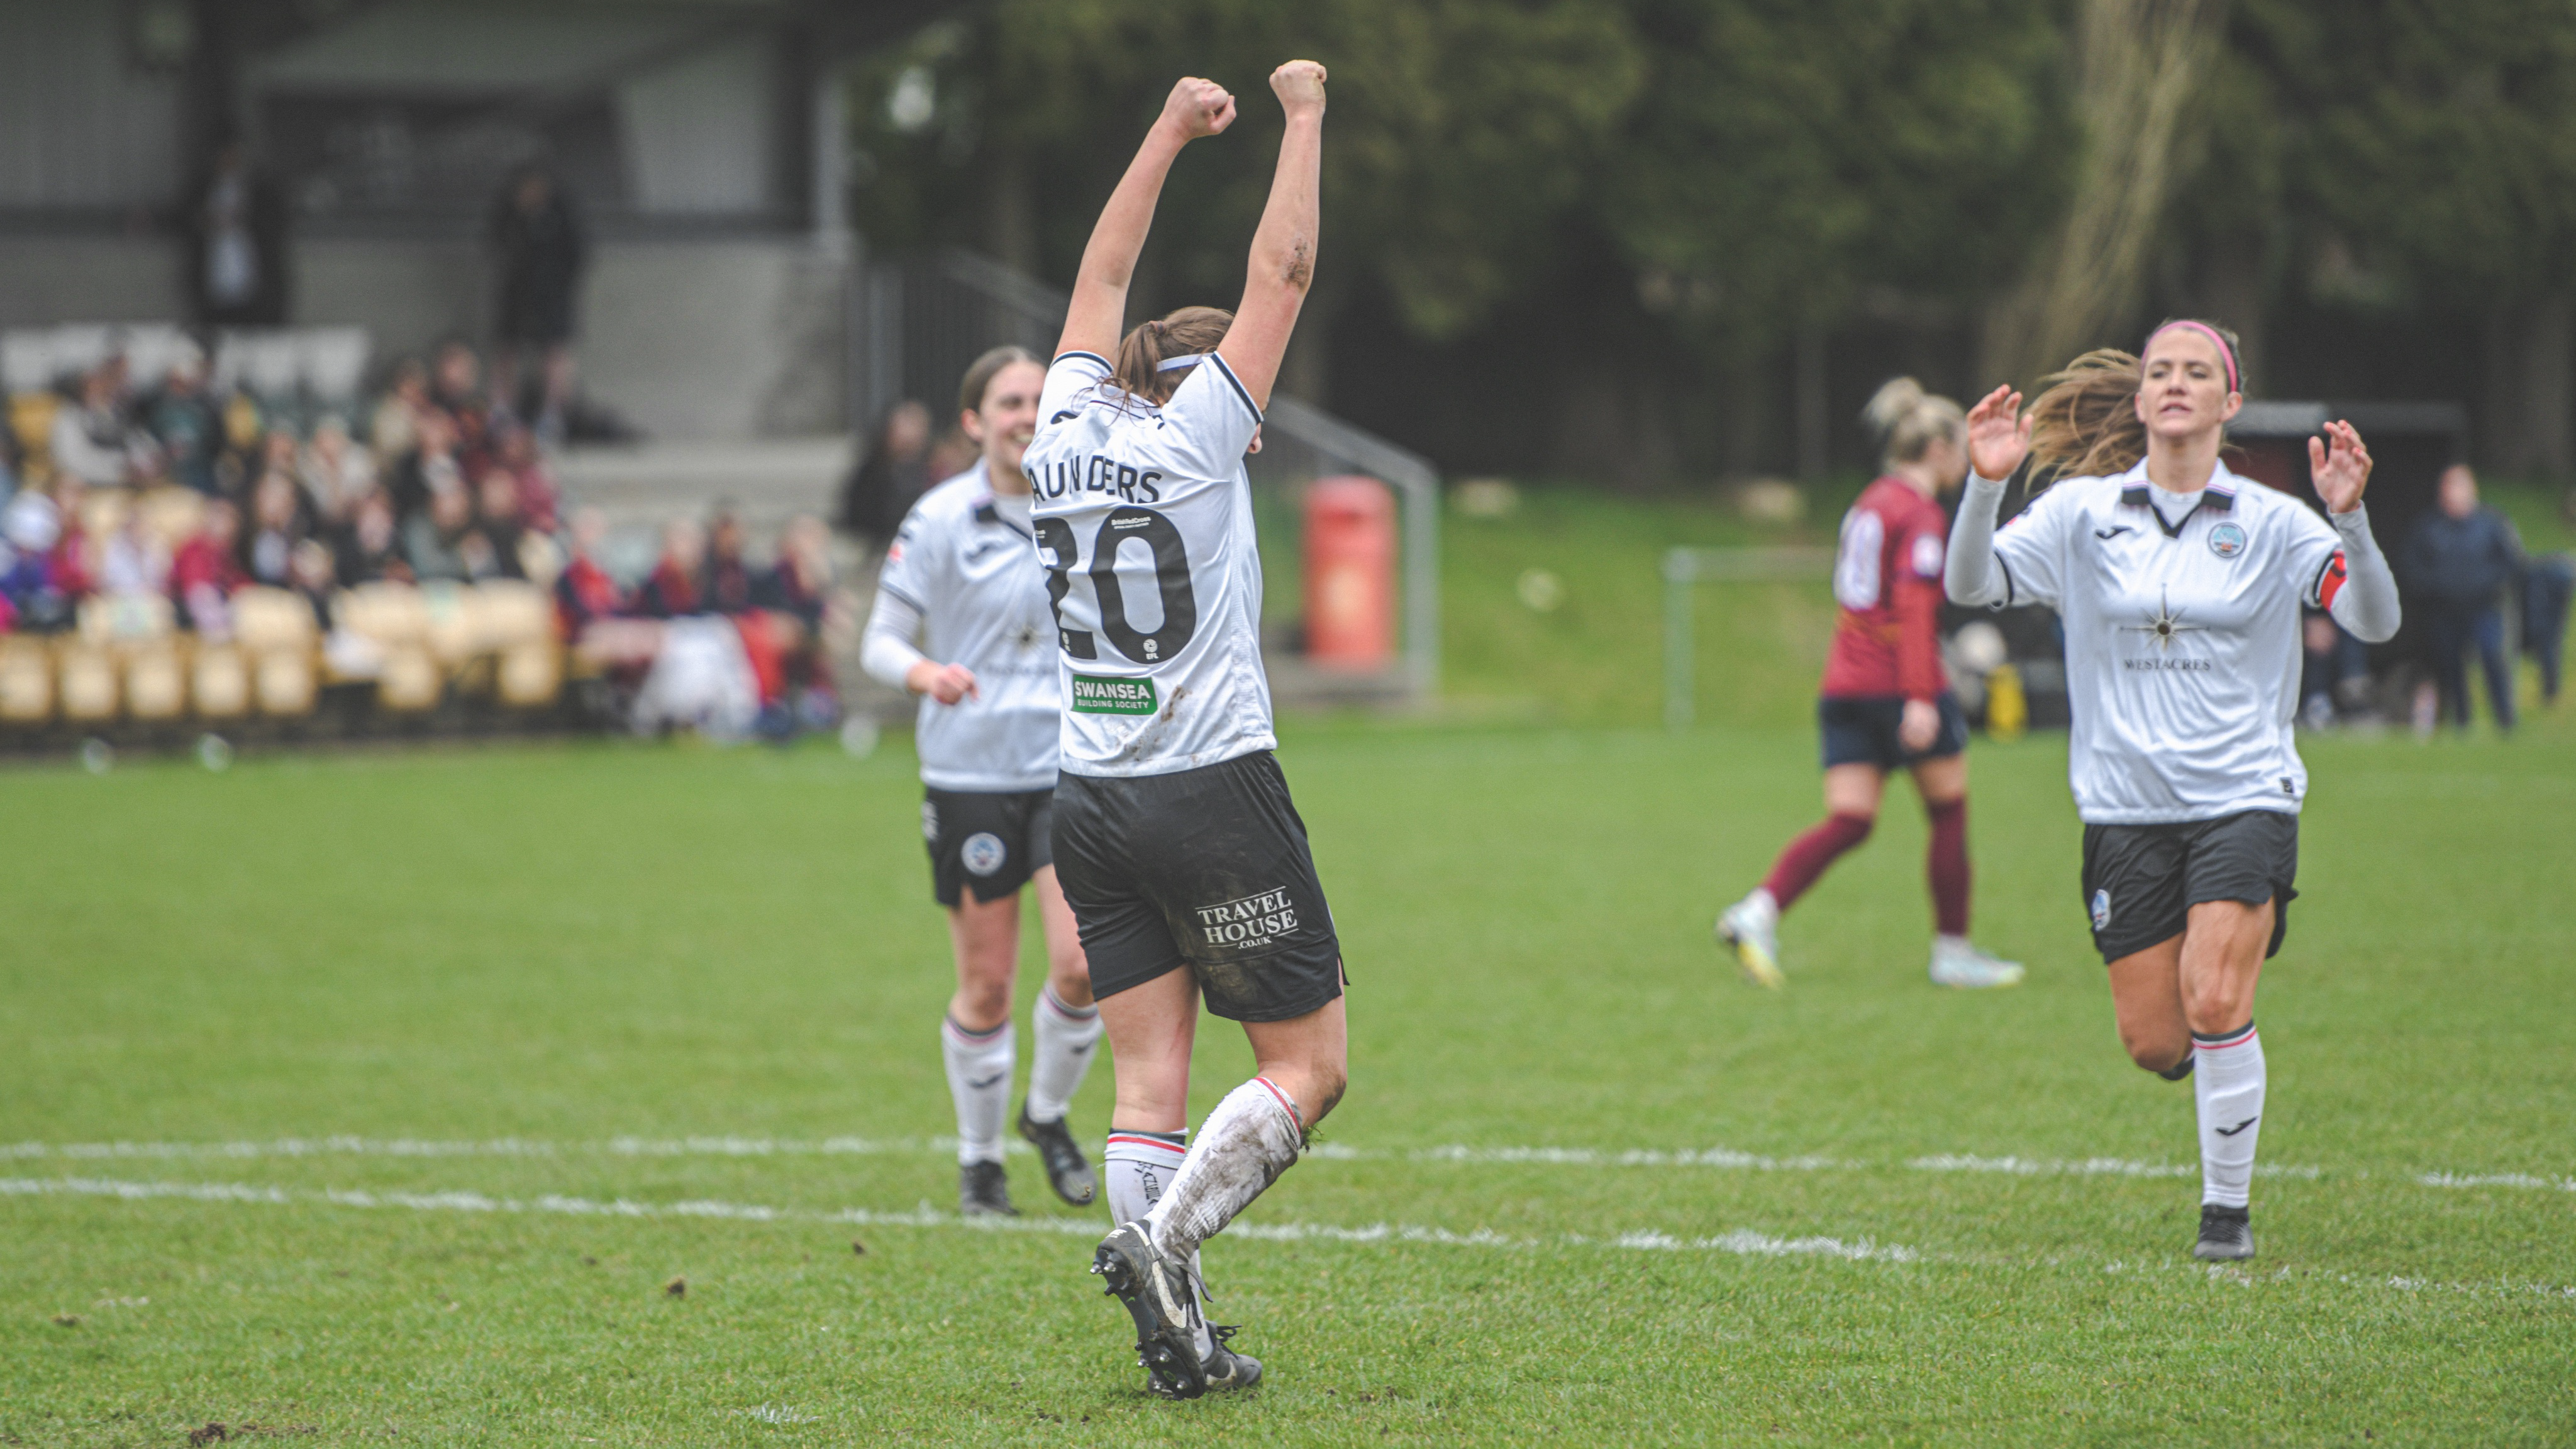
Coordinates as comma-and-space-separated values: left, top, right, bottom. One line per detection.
922, 786, 1054, 908
1050, 750, 1344, 1023
1819, 692, 1968, 771
2079, 808, 2300, 964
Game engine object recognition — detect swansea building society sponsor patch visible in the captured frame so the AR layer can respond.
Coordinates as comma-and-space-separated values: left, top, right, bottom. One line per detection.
1194, 887, 1299, 952
1070, 674, 1158, 715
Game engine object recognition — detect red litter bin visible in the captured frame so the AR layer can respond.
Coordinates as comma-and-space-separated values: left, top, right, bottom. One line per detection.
1302, 475, 1394, 670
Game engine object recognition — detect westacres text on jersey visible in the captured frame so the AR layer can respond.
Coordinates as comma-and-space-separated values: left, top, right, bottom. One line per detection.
1033, 449, 1166, 504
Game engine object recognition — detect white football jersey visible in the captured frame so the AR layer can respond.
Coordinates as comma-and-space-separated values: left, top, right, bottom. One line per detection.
1023, 350, 1274, 777
1987, 457, 2351, 824
874, 462, 1060, 792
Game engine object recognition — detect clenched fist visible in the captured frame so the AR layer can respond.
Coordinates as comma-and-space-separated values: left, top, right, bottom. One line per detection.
1270, 60, 1327, 118
1162, 77, 1236, 140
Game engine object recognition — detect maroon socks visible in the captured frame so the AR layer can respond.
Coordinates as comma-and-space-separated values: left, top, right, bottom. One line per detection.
1761, 813, 1875, 911
1926, 797, 1970, 936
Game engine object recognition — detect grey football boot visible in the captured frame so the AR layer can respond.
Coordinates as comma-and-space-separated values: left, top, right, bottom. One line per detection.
1199, 1323, 1263, 1392
1091, 1221, 1207, 1399
1018, 1102, 1099, 1206
2192, 1204, 2253, 1261
959, 1160, 1017, 1217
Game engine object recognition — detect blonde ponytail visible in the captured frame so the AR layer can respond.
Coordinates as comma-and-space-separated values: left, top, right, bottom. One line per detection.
1862, 376, 1965, 470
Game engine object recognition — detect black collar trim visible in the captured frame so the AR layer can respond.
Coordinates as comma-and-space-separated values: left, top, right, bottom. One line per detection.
2122, 482, 2236, 539
971, 500, 1031, 540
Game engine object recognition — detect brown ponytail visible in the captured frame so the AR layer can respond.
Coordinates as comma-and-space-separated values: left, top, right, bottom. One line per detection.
1111, 305, 1234, 406
2024, 348, 2148, 484
2026, 319, 2243, 486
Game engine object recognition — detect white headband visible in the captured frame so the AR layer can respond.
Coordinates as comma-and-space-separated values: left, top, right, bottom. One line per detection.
1156, 353, 1208, 372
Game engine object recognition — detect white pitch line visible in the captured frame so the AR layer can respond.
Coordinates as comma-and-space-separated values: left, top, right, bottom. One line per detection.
25, 1137, 2560, 1190
2418, 1172, 2576, 1193
0, 1175, 1914, 1265
14, 1175, 2572, 1301
1909, 1154, 2324, 1180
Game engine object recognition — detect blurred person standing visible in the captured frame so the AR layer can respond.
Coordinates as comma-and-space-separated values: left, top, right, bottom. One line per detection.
862, 346, 1101, 1218
2525, 552, 2572, 704
838, 399, 935, 540
181, 136, 290, 328
487, 164, 586, 441
2404, 465, 2524, 733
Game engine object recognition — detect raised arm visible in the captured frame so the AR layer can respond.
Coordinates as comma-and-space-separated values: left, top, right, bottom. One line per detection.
2309, 419, 2401, 643
1216, 61, 1326, 411
1057, 77, 1236, 361
1945, 385, 2031, 607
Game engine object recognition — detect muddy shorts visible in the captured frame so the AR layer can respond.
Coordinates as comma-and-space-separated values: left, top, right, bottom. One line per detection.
1050, 750, 1344, 1023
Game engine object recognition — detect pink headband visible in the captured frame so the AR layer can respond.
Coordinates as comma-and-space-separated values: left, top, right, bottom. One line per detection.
2145, 321, 2239, 394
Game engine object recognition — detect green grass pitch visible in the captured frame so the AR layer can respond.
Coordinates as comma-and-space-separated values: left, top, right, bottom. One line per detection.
4, 712, 2572, 1444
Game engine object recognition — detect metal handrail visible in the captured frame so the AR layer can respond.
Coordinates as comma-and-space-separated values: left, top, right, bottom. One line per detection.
1662, 547, 1834, 729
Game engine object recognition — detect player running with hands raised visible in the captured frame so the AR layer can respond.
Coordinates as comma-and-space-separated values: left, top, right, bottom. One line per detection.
1943, 322, 2400, 1260
1718, 378, 2024, 991
861, 347, 1105, 1219
1026, 63, 1340, 1398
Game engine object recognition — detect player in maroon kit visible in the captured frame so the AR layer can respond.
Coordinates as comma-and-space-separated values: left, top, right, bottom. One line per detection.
1717, 379, 2024, 990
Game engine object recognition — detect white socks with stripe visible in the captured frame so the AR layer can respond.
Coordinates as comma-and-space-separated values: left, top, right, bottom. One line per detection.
940, 1016, 1013, 1167
1025, 986, 1102, 1125
1107, 1128, 1211, 1355
1145, 1077, 1304, 1264
2192, 1022, 2265, 1209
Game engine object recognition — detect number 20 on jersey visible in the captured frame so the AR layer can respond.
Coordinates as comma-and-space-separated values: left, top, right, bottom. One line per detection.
1035, 507, 1199, 665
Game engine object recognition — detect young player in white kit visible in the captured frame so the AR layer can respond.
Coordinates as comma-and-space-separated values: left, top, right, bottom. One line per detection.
862, 347, 1104, 1218
1944, 321, 2400, 1260
1025, 64, 1340, 1399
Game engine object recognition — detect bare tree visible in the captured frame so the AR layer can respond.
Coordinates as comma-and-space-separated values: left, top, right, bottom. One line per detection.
1981, 0, 2231, 388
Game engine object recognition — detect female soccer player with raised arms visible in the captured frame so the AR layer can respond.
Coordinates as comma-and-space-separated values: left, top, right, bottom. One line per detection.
1024, 63, 1338, 1397
860, 347, 1104, 1219
1717, 378, 2025, 991
1944, 323, 2400, 1260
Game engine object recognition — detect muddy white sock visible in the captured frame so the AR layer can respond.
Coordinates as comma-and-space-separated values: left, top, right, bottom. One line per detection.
2192, 1022, 2265, 1209
941, 1016, 1013, 1167
1026, 986, 1102, 1125
1145, 1077, 1303, 1264
1107, 1127, 1211, 1354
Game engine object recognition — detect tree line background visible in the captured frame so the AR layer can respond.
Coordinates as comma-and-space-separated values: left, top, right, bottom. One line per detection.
842, 0, 2576, 492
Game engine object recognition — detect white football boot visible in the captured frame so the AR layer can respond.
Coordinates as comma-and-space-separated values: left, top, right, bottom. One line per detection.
1929, 936, 2025, 989
1716, 891, 1785, 989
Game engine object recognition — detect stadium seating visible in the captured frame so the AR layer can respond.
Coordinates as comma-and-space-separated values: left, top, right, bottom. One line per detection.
0, 639, 52, 722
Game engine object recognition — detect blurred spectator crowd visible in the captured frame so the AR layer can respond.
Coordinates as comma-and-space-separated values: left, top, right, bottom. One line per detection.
0, 330, 843, 741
